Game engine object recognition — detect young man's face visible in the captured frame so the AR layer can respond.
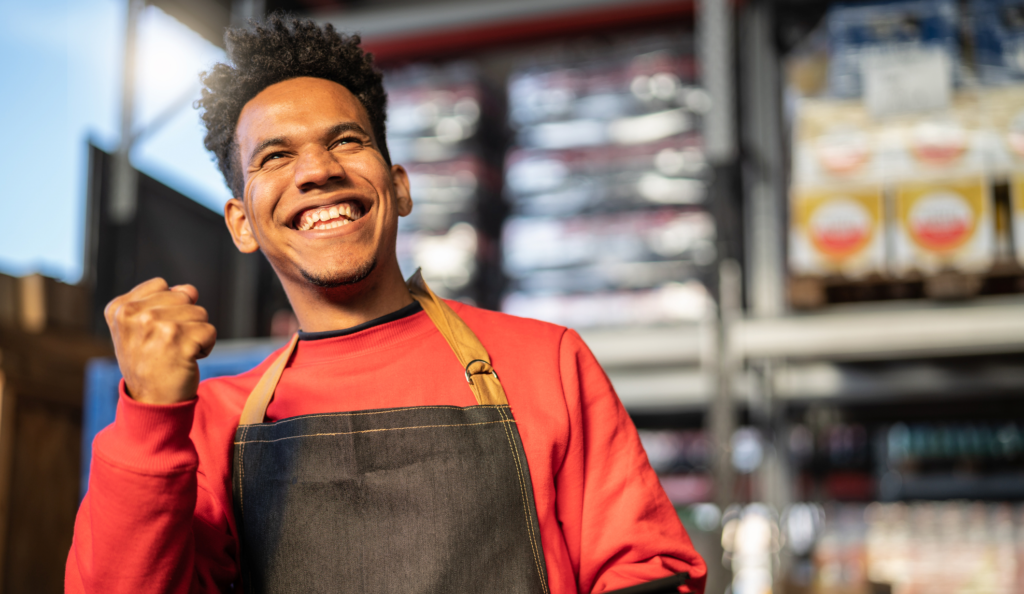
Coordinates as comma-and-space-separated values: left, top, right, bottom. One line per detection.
224, 76, 411, 290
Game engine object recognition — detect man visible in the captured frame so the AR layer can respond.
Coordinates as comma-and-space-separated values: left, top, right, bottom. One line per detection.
66, 15, 706, 594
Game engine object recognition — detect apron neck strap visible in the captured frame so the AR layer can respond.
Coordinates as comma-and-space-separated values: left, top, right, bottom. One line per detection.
406, 269, 507, 407
238, 271, 507, 426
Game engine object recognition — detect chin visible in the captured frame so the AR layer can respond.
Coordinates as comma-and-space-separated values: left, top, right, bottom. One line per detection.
299, 257, 377, 289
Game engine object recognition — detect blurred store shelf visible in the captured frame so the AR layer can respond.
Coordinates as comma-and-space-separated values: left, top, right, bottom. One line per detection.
579, 323, 706, 368
735, 295, 1024, 361
775, 359, 1024, 402
887, 472, 1024, 501
606, 369, 711, 412
579, 323, 712, 411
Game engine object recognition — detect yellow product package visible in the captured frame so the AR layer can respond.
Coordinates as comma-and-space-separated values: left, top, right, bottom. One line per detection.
1013, 174, 1024, 266
892, 175, 993, 275
790, 184, 885, 278
985, 85, 1024, 265
791, 98, 881, 187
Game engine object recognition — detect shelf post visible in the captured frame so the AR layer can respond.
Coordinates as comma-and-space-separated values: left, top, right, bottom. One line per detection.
739, 0, 787, 319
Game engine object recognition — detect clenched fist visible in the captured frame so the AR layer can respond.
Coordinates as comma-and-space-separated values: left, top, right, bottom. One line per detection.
104, 278, 217, 405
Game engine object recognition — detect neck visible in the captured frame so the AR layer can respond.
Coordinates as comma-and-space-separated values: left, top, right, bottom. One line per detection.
282, 259, 415, 333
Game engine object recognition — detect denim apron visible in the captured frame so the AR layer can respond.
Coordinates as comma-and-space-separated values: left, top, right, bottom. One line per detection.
232, 272, 549, 594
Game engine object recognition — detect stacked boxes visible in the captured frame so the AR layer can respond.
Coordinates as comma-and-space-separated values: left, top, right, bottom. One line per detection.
987, 85, 1024, 266
787, 0, 1024, 298
501, 35, 715, 329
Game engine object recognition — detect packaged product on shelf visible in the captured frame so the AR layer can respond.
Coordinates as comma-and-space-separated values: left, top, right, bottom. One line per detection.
863, 502, 1021, 593
385, 63, 488, 164
508, 43, 698, 127
502, 32, 710, 327
509, 41, 706, 151
504, 137, 708, 217
884, 92, 991, 179
502, 209, 716, 277
790, 100, 886, 278
791, 98, 883, 187
826, 0, 960, 102
985, 85, 1024, 265
886, 95, 996, 276
972, 0, 1024, 84
892, 174, 994, 275
790, 183, 886, 278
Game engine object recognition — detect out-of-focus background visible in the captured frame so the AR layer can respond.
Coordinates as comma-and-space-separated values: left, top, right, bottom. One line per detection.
1, 0, 1023, 592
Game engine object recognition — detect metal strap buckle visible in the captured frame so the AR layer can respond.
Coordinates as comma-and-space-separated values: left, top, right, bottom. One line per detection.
464, 358, 499, 385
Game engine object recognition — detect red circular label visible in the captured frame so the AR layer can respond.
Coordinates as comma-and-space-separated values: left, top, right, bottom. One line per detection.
808, 199, 873, 258
908, 192, 974, 252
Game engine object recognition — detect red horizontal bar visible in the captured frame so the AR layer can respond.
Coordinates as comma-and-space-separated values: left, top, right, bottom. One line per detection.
363, 0, 695, 66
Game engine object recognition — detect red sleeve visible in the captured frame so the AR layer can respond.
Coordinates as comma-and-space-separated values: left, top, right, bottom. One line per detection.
555, 330, 707, 594
65, 382, 237, 593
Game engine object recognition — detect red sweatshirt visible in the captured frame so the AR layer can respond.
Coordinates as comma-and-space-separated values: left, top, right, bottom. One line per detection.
66, 302, 706, 593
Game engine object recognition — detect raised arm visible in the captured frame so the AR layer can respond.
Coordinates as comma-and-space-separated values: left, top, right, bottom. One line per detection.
66, 278, 235, 593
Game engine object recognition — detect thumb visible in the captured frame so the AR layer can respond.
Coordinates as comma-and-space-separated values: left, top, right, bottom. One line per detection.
169, 284, 199, 304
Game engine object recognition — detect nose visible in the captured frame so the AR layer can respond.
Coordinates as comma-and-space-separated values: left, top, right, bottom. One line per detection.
293, 146, 345, 190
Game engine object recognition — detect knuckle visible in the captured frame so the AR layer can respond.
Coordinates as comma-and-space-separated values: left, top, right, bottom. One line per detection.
114, 303, 133, 325
103, 298, 120, 324
156, 321, 181, 341
136, 309, 155, 326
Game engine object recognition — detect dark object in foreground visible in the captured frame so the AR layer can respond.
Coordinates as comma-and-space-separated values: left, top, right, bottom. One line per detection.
605, 572, 689, 594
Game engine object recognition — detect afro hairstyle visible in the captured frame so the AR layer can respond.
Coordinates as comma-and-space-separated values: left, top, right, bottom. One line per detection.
196, 14, 390, 197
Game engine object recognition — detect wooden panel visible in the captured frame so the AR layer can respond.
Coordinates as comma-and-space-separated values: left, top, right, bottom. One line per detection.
3, 399, 80, 594
0, 284, 111, 594
0, 368, 16, 591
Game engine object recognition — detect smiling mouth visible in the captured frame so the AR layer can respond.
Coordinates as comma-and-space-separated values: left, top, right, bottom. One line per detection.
294, 201, 365, 231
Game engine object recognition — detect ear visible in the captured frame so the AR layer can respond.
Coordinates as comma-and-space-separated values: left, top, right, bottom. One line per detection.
391, 164, 413, 217
224, 198, 260, 254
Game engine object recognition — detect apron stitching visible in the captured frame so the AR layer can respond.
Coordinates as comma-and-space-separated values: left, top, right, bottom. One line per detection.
239, 424, 248, 517
497, 405, 549, 594
233, 419, 515, 445
238, 405, 505, 428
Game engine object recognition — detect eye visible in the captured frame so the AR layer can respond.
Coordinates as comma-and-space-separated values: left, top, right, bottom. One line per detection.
261, 152, 286, 165
332, 135, 363, 149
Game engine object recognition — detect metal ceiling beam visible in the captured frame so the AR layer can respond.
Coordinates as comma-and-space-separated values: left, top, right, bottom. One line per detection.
318, 0, 685, 38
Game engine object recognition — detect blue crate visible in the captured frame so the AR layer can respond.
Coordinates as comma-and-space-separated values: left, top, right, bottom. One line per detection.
80, 339, 286, 501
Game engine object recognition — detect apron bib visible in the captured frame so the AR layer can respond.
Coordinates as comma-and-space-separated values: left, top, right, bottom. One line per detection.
232, 272, 549, 594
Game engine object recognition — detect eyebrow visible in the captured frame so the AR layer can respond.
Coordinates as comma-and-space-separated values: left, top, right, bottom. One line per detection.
246, 122, 372, 167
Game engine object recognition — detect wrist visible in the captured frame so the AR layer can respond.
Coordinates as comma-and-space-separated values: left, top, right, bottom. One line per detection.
123, 378, 198, 406
91, 380, 199, 474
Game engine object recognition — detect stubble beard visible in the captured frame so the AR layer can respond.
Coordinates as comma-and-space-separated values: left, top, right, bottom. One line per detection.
299, 256, 378, 289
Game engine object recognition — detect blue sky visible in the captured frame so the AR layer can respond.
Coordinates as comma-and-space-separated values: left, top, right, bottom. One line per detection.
0, 0, 231, 282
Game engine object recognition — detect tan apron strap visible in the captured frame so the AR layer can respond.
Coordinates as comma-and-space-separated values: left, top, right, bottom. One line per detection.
407, 270, 508, 406
237, 272, 507, 426
239, 333, 300, 425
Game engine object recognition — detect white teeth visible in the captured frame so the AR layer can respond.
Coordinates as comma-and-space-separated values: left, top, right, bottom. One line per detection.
296, 202, 362, 230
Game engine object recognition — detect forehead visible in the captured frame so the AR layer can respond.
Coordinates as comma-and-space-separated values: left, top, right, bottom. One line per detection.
236, 77, 371, 147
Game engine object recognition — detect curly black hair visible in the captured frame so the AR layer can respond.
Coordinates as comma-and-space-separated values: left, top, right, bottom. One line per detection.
197, 14, 390, 197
